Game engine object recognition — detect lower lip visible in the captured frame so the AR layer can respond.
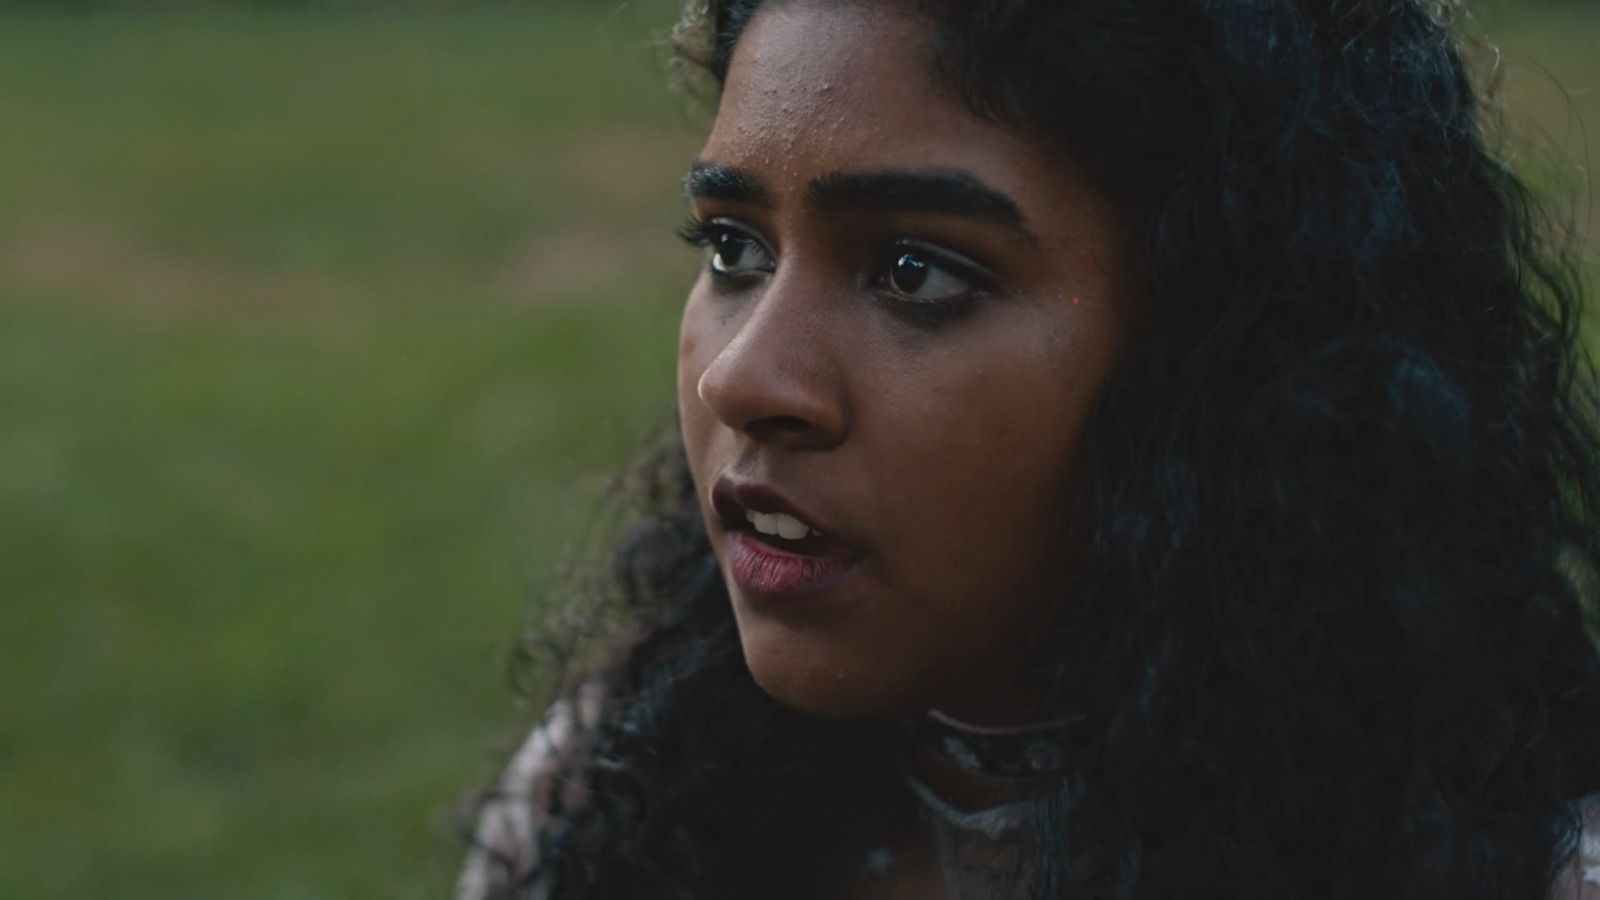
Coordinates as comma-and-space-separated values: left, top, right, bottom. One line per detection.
727, 533, 860, 596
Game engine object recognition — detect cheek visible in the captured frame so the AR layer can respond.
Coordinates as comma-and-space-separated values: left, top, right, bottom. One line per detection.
891, 355, 1092, 550
676, 291, 707, 402
862, 333, 1103, 651
676, 290, 720, 475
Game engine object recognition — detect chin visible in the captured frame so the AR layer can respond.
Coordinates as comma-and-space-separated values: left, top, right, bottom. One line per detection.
737, 630, 913, 721
747, 665, 896, 720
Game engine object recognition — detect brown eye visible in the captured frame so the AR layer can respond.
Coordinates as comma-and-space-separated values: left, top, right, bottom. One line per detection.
886, 249, 972, 302
890, 253, 929, 293
714, 232, 747, 268
709, 227, 774, 276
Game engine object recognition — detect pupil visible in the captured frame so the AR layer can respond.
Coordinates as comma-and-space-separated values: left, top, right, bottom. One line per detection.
892, 253, 928, 293
715, 234, 745, 268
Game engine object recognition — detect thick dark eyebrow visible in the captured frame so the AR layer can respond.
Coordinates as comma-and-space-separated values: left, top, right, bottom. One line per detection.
684, 162, 1036, 245
684, 161, 773, 208
806, 169, 1035, 242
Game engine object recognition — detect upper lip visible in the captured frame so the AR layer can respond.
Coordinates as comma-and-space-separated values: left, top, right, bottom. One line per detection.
711, 477, 843, 542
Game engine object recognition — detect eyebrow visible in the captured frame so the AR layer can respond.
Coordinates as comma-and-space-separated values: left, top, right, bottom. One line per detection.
684, 161, 773, 207
684, 161, 1035, 242
806, 169, 1031, 238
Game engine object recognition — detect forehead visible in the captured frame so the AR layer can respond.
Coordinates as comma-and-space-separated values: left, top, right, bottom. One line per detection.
703, 0, 1044, 187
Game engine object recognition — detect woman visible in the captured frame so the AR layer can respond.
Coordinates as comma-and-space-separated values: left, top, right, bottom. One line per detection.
461, 0, 1600, 897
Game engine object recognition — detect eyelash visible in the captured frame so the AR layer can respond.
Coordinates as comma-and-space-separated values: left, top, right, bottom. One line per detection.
676, 216, 995, 326
675, 215, 717, 250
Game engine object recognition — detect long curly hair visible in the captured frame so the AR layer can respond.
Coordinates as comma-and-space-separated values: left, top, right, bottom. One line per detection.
486, 0, 1600, 896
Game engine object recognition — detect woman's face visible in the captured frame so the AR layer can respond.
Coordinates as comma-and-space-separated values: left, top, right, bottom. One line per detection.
677, 0, 1139, 723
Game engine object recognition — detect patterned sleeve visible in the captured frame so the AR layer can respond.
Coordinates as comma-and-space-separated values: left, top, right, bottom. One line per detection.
1551, 796, 1600, 900
456, 683, 603, 900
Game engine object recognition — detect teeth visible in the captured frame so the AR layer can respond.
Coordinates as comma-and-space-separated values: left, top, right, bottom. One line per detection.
744, 508, 821, 541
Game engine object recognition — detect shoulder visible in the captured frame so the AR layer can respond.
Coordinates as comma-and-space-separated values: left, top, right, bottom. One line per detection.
456, 681, 605, 900
1550, 795, 1600, 900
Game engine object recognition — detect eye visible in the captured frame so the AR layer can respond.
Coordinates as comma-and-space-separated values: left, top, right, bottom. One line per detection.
677, 216, 776, 281
886, 251, 971, 301
876, 242, 992, 305
709, 225, 774, 277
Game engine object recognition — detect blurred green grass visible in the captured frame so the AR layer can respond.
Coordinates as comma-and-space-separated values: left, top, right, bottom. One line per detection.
0, 5, 699, 897
0, 4, 1595, 899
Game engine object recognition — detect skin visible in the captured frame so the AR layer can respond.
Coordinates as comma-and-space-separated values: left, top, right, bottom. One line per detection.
677, 0, 1141, 728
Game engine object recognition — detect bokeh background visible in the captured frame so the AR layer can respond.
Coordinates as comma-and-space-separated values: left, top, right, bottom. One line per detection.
1, 1, 1595, 897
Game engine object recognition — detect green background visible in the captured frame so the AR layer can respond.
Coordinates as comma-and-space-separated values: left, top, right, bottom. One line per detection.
2, 2, 1595, 897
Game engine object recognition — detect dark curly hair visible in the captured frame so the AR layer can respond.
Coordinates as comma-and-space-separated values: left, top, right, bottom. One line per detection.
480, 0, 1600, 896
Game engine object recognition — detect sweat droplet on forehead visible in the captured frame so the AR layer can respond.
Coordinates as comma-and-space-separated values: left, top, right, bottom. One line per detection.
711, 1, 950, 166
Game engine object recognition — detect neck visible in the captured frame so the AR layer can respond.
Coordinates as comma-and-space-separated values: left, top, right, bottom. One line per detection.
900, 706, 1086, 813
905, 737, 1054, 813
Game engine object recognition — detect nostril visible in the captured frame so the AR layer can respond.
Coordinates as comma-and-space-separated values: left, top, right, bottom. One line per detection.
743, 414, 824, 444
756, 414, 811, 432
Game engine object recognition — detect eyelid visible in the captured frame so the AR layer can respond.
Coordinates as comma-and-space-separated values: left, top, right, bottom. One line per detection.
704, 216, 764, 237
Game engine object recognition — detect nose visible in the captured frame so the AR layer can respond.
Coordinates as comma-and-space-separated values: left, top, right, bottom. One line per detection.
694, 274, 849, 451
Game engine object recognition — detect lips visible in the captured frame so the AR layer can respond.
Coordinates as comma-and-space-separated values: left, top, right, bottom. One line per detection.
711, 481, 854, 558
710, 478, 863, 595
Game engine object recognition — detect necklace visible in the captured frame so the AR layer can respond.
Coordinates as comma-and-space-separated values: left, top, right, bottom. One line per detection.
856, 710, 1088, 898
906, 708, 1088, 779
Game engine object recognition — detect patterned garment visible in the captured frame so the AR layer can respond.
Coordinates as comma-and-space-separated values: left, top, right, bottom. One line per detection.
458, 697, 1600, 900
457, 685, 602, 900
